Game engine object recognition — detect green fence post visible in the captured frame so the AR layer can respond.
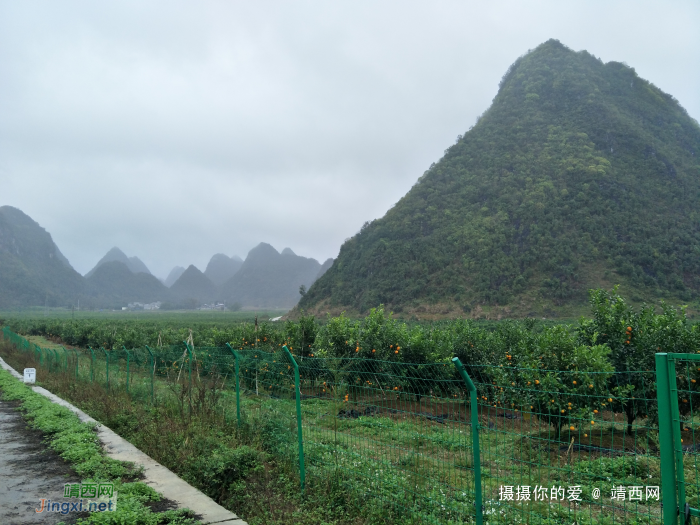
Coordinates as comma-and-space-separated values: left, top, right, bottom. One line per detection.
226, 343, 241, 426
72, 348, 79, 378
667, 355, 688, 522
656, 353, 678, 525
452, 357, 484, 525
145, 346, 155, 403
61, 346, 69, 372
282, 345, 306, 492
103, 347, 110, 390
123, 346, 131, 394
51, 348, 59, 371
89, 347, 95, 382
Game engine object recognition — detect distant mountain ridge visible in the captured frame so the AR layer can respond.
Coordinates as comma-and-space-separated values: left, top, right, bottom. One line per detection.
204, 254, 243, 286
170, 265, 217, 304
86, 247, 151, 277
0, 206, 328, 310
220, 242, 321, 308
85, 261, 171, 308
316, 258, 334, 280
164, 266, 186, 287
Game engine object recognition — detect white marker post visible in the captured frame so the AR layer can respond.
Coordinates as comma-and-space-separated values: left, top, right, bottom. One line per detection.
23, 368, 36, 383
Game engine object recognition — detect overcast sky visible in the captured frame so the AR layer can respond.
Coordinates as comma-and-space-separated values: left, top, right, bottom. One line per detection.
1, 1, 698, 279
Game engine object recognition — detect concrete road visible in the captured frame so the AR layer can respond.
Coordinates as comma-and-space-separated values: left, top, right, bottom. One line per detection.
0, 399, 85, 524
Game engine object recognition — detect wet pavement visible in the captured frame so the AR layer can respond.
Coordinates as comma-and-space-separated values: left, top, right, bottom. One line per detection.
0, 399, 84, 524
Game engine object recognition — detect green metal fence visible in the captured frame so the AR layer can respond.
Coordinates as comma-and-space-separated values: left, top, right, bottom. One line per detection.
2, 327, 692, 524
656, 353, 700, 525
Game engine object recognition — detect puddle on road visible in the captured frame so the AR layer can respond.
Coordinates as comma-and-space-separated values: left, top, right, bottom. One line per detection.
0, 399, 87, 524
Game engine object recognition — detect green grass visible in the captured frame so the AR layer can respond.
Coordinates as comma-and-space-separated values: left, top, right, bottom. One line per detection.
0, 356, 201, 525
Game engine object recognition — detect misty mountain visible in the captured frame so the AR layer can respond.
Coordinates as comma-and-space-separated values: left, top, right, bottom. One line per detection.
85, 261, 171, 307
0, 205, 85, 308
169, 265, 217, 304
86, 247, 151, 278
316, 258, 334, 280
204, 253, 243, 286
164, 266, 186, 287
0, 206, 326, 311
220, 242, 321, 308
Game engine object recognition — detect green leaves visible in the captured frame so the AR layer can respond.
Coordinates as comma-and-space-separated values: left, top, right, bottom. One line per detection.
299, 39, 700, 314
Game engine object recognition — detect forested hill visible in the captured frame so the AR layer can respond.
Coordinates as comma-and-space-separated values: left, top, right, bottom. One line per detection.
299, 39, 700, 318
0, 206, 85, 308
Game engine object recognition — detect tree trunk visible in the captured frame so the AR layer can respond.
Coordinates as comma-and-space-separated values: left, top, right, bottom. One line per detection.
625, 404, 635, 435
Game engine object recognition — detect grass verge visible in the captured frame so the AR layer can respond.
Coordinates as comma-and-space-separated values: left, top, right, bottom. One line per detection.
0, 360, 200, 525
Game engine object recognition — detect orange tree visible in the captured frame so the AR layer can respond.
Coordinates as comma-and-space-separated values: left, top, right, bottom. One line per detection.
578, 287, 700, 433
489, 324, 615, 438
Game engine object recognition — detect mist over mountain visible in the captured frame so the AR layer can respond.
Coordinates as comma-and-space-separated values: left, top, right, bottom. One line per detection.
163, 266, 186, 287
300, 39, 700, 317
85, 261, 170, 308
86, 247, 151, 278
316, 258, 334, 280
169, 265, 217, 305
220, 242, 321, 308
0, 205, 325, 311
0, 205, 85, 308
204, 254, 243, 286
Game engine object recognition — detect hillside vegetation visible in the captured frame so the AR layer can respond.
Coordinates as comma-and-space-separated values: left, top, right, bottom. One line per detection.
0, 206, 86, 308
300, 39, 700, 317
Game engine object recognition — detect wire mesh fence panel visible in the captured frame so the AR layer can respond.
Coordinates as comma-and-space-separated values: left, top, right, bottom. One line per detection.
299, 356, 479, 524
675, 358, 700, 516
656, 354, 700, 524
466, 364, 661, 524
235, 348, 304, 470
232, 347, 481, 524
0, 328, 677, 524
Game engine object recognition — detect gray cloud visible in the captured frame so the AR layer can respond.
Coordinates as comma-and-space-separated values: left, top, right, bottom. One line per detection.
1, 0, 698, 278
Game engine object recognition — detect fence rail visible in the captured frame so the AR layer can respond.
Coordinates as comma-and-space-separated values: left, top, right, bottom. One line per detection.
4, 327, 697, 524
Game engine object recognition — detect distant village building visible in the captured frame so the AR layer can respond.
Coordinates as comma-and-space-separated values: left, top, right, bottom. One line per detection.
125, 302, 161, 311
197, 303, 226, 311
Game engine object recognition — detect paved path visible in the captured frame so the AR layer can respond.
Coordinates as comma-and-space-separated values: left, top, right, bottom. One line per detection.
0, 357, 247, 525
0, 399, 85, 524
